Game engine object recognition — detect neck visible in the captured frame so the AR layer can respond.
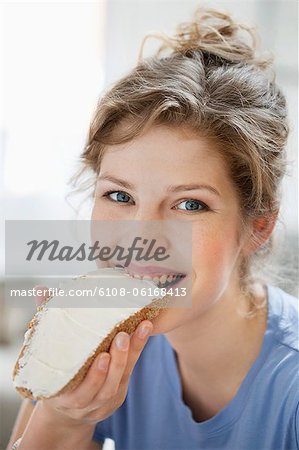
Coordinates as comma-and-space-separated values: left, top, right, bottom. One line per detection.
164, 283, 268, 421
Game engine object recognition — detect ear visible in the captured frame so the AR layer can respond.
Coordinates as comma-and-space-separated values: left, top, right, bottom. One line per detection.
242, 210, 279, 257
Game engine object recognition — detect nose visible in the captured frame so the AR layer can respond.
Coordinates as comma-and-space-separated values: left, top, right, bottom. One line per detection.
118, 219, 171, 254
132, 204, 164, 222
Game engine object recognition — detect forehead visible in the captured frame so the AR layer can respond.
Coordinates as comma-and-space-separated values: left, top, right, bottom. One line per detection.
98, 126, 244, 211
103, 125, 222, 162
100, 125, 232, 187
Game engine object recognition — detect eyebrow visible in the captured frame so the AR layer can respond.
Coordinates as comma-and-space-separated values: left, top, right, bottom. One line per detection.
97, 174, 221, 197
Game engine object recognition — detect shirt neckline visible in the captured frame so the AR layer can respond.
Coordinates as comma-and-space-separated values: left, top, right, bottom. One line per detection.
161, 284, 277, 437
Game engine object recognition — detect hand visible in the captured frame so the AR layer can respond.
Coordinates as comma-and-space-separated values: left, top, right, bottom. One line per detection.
33, 285, 153, 426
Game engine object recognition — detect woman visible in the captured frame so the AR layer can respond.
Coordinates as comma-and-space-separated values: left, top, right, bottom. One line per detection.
8, 7, 298, 450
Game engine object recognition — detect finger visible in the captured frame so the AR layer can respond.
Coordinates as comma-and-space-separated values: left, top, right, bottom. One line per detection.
65, 351, 111, 408
91, 331, 130, 404
121, 320, 153, 384
34, 285, 49, 307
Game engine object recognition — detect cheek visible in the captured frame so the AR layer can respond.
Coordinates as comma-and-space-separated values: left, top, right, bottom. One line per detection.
192, 225, 240, 282
91, 202, 119, 221
146, 222, 242, 335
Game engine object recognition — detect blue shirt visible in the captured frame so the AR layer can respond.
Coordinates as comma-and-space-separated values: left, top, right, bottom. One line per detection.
32, 284, 299, 449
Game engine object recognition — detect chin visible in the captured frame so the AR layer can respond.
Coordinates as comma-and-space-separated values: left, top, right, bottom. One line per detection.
149, 305, 192, 335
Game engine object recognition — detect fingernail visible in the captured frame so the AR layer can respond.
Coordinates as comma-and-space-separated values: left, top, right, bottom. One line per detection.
137, 324, 152, 339
98, 354, 110, 371
116, 333, 129, 350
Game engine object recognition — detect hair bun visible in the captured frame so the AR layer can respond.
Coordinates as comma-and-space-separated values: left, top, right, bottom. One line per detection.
139, 8, 272, 70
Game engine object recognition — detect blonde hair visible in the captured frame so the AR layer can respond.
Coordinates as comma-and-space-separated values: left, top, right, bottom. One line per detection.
73, 8, 290, 317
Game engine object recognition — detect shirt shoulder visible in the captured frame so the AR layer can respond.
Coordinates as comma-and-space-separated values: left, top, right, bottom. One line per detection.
261, 285, 299, 413
267, 284, 299, 352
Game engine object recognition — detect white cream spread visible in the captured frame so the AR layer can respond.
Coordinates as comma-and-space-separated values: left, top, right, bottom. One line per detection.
13, 268, 165, 398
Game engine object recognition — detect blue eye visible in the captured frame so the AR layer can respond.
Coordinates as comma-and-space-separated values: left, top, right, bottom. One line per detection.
103, 190, 133, 203
101, 190, 209, 213
175, 199, 208, 212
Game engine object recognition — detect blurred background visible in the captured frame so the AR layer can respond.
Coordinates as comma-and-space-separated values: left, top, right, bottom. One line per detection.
0, 1, 298, 449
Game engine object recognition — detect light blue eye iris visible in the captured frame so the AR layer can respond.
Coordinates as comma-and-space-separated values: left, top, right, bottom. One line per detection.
177, 200, 203, 211
109, 191, 131, 202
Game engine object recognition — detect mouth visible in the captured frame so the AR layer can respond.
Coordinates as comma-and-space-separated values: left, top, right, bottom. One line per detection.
114, 264, 187, 291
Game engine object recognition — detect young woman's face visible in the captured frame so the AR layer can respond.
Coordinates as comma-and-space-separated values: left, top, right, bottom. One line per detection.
91, 125, 249, 335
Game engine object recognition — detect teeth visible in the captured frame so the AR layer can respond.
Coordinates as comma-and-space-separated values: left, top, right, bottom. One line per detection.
159, 274, 168, 285
124, 269, 184, 285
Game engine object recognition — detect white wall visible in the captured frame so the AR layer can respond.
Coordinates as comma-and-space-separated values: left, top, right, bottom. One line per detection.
1, 1, 107, 276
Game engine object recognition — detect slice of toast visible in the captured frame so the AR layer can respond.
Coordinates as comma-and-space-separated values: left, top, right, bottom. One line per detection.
12, 268, 170, 400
